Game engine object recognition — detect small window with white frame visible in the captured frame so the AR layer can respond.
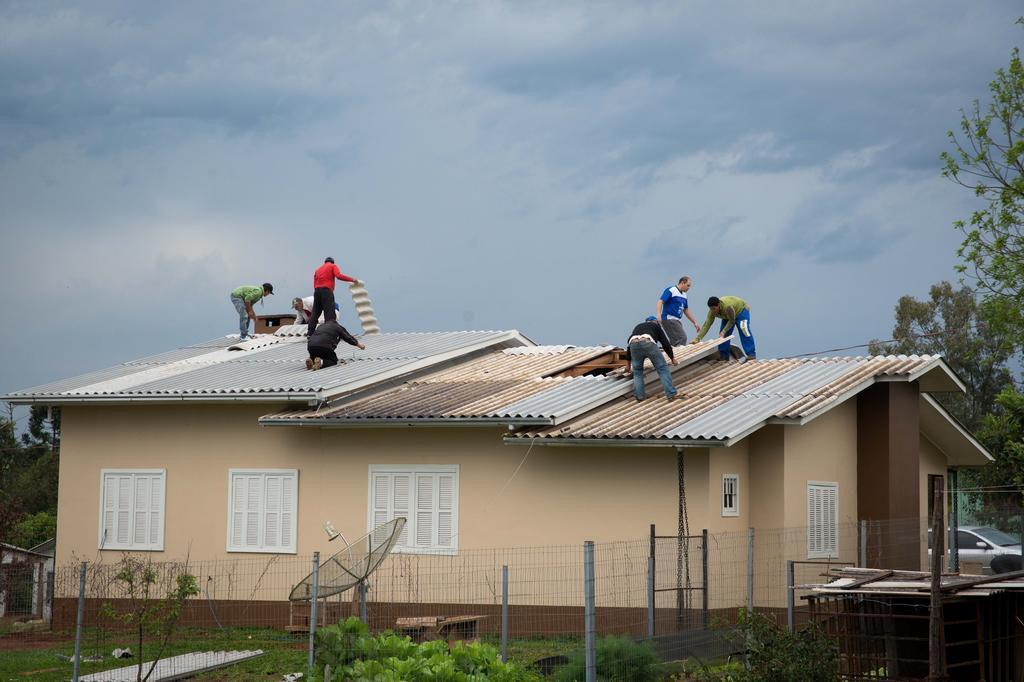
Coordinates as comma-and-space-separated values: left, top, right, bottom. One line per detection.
807, 481, 839, 559
722, 474, 739, 517
368, 465, 458, 554
99, 469, 165, 551
227, 469, 298, 554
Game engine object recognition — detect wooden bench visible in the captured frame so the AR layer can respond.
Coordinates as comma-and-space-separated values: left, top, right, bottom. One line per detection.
394, 615, 486, 643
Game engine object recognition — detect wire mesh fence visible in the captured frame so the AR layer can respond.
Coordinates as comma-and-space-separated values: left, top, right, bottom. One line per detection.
1, 515, 1016, 680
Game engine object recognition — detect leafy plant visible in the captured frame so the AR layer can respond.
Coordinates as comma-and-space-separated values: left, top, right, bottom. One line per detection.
552, 635, 663, 682
100, 556, 200, 682
685, 610, 838, 682
315, 616, 540, 681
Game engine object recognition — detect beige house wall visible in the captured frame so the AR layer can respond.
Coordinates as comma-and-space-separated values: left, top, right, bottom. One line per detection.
748, 426, 785, 530
55, 404, 691, 569
782, 400, 859, 530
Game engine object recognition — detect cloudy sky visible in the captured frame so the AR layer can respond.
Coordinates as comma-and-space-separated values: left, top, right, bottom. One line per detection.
0, 1, 1021, 399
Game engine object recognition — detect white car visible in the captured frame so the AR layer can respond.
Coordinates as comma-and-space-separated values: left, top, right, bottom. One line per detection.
929, 526, 1022, 571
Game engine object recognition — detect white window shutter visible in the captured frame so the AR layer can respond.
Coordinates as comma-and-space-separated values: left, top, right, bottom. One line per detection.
100, 471, 165, 551
228, 470, 297, 553
368, 466, 458, 554
437, 474, 454, 547
264, 476, 282, 548
149, 475, 163, 549
415, 474, 435, 548
807, 483, 838, 558
245, 477, 261, 548
133, 477, 150, 545
393, 474, 410, 546
116, 477, 131, 544
280, 476, 295, 549
231, 475, 246, 548
103, 475, 117, 546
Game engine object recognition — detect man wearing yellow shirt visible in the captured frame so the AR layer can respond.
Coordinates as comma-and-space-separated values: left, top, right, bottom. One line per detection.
691, 295, 756, 361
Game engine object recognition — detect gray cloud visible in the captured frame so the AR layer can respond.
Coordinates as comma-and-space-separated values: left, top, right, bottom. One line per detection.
0, 0, 1020, 400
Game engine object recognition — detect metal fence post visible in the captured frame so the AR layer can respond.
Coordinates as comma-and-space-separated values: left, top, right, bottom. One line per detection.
859, 520, 867, 568
746, 528, 754, 615
701, 529, 709, 630
786, 560, 795, 633
950, 468, 960, 573
648, 524, 655, 639
72, 561, 87, 682
647, 554, 655, 639
584, 541, 596, 682
308, 551, 320, 672
501, 565, 509, 663
359, 582, 368, 624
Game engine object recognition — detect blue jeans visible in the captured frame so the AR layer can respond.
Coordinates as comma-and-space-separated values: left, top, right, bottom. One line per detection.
629, 341, 677, 399
231, 295, 250, 339
719, 308, 755, 360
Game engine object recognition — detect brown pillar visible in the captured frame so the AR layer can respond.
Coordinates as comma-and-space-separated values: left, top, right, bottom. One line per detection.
857, 382, 920, 569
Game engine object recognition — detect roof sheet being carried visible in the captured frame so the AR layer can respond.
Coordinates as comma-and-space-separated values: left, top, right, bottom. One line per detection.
259, 338, 729, 426
511, 354, 955, 445
3, 330, 531, 404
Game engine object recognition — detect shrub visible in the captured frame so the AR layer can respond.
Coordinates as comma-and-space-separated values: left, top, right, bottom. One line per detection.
552, 635, 663, 682
686, 610, 838, 682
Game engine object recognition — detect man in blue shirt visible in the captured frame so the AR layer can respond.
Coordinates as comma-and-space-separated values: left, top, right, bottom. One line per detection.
656, 276, 700, 346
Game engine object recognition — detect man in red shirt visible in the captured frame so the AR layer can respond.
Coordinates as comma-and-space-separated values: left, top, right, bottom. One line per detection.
309, 257, 358, 336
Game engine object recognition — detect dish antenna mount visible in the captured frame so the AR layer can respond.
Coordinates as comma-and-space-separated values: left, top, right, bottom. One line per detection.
290, 517, 406, 602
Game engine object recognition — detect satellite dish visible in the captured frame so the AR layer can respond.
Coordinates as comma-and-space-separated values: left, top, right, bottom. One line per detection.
290, 517, 406, 601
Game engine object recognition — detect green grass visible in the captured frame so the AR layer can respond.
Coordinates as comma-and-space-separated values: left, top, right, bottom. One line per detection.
0, 628, 307, 681
479, 634, 580, 666
1, 630, 582, 681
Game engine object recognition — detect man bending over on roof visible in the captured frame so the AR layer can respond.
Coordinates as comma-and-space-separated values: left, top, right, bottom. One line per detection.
309, 257, 358, 337
230, 283, 274, 341
306, 320, 366, 370
292, 295, 339, 326
657, 275, 700, 346
625, 316, 678, 402
692, 295, 756, 361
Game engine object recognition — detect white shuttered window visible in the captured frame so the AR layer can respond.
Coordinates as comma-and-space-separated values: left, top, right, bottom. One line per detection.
99, 469, 165, 551
227, 470, 297, 553
807, 482, 838, 558
369, 465, 458, 554
722, 474, 739, 517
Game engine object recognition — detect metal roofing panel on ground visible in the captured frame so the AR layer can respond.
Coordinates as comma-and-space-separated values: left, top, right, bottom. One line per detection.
511, 355, 943, 443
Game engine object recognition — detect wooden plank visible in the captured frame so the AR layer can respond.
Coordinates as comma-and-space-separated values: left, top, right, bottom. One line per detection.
937, 568, 1024, 593
840, 570, 894, 590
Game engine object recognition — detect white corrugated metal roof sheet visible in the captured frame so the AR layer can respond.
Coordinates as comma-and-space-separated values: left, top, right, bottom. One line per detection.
3, 330, 531, 403
511, 355, 958, 444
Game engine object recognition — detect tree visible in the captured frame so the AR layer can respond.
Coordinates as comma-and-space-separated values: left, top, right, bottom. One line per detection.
941, 29, 1024, 342
868, 281, 1015, 429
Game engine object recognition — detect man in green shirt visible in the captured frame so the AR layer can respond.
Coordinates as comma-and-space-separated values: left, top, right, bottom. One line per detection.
230, 283, 274, 340
691, 295, 756, 361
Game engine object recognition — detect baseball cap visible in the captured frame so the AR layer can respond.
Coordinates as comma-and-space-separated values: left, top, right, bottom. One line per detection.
263, 282, 274, 295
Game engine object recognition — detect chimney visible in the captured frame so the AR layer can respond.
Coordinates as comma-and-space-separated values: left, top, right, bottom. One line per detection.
254, 313, 298, 335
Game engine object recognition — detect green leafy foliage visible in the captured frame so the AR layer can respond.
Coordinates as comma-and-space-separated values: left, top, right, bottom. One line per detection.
941, 24, 1024, 342
11, 510, 56, 549
100, 557, 200, 682
552, 635, 663, 682
0, 405, 59, 546
685, 611, 838, 682
315, 617, 540, 681
867, 281, 1015, 430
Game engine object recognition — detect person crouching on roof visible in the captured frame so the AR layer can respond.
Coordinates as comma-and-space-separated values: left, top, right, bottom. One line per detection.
306, 320, 365, 370
625, 316, 678, 402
